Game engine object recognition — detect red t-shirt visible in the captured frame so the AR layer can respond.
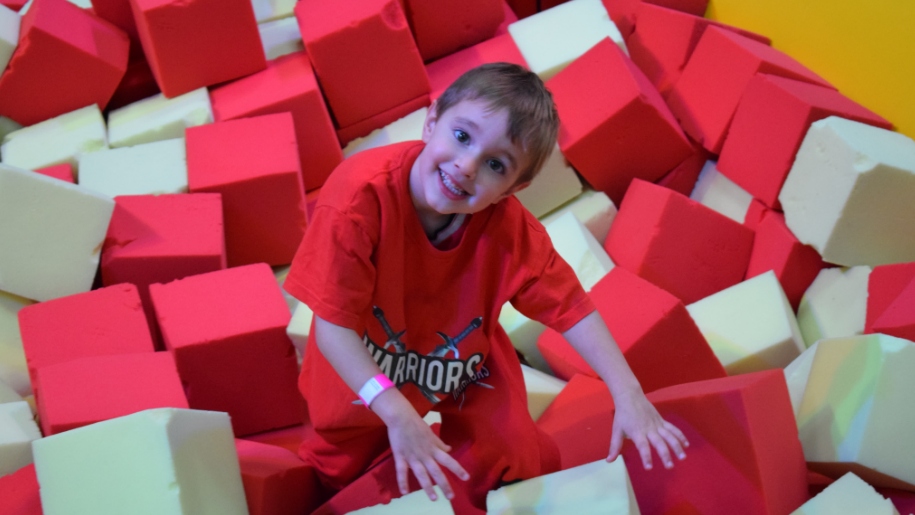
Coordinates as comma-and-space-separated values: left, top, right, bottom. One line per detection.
285, 141, 595, 427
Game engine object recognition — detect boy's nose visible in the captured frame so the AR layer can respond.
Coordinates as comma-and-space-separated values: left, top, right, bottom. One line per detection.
455, 154, 478, 180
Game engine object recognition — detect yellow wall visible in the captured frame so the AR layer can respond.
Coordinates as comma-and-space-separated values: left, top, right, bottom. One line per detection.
706, 0, 915, 140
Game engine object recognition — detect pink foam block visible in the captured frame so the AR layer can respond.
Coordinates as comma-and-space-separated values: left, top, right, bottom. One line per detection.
866, 262, 915, 334
90, 0, 142, 61
235, 439, 317, 515
101, 193, 226, 347
601, 0, 708, 39
718, 74, 894, 209
881, 488, 915, 515
35, 352, 188, 436
149, 264, 302, 436
743, 198, 770, 231
33, 164, 73, 183
0, 464, 41, 515
0, 0, 129, 126
627, 4, 770, 97
106, 57, 161, 112
622, 370, 808, 515
129, 0, 265, 98
536, 374, 616, 469
605, 178, 755, 304
425, 33, 527, 102
537, 267, 726, 390
0, 0, 28, 11
549, 39, 691, 205
242, 424, 306, 456
295, 0, 430, 129
18, 283, 155, 398
406, 0, 503, 62
494, 1, 518, 35
187, 112, 306, 268
745, 211, 826, 311
210, 51, 342, 192
506, 0, 535, 19
334, 93, 430, 146
667, 26, 833, 154
869, 276, 915, 342
655, 138, 710, 196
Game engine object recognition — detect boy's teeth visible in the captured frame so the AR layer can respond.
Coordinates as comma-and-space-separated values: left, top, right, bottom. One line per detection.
440, 170, 466, 196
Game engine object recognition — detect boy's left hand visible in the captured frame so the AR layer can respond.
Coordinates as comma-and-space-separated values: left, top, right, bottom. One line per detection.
607, 388, 688, 470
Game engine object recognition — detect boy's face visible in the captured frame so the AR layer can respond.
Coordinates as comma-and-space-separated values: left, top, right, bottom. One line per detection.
409, 99, 531, 222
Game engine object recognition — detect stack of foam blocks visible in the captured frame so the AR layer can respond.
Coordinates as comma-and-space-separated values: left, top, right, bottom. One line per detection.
0, 0, 913, 513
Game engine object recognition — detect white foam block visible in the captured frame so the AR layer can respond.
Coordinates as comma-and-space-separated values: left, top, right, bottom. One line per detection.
108, 88, 213, 149
0, 378, 22, 404
499, 302, 550, 374
689, 160, 753, 224
539, 188, 617, 245
783, 340, 821, 418
0, 115, 22, 142
286, 301, 313, 360
343, 108, 427, 159
793, 472, 900, 515
0, 105, 108, 177
78, 138, 188, 197
487, 458, 640, 514
0, 164, 115, 302
349, 486, 454, 514
259, 16, 304, 61
780, 116, 915, 267
545, 210, 615, 292
0, 290, 32, 398
0, 400, 40, 476
508, 0, 627, 81
796, 266, 870, 348
250, 0, 295, 23
32, 408, 248, 515
0, 3, 19, 74
687, 270, 805, 375
514, 144, 583, 218
522, 364, 567, 421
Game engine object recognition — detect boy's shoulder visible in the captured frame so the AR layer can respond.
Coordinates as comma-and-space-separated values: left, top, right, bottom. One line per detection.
318, 141, 423, 211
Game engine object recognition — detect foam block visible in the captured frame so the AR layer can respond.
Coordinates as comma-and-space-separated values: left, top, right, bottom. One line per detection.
107, 87, 213, 149
0, 463, 42, 515
719, 74, 893, 210
210, 51, 342, 192
686, 270, 806, 375
343, 108, 426, 159
235, 439, 316, 515
536, 374, 615, 469
513, 144, 583, 218
656, 138, 711, 197
745, 210, 826, 311
241, 423, 306, 456
622, 370, 808, 515
545, 210, 615, 291
508, 0, 625, 81
538, 266, 726, 390
295, 0, 430, 129
780, 116, 915, 267
793, 472, 901, 515
425, 33, 527, 101
32, 408, 248, 514
604, 178, 755, 304
18, 283, 155, 397
285, 301, 313, 360
348, 487, 453, 514
149, 264, 302, 436
1, 104, 108, 177
106, 57, 162, 112
78, 138, 188, 197
866, 262, 915, 339
0, 291, 31, 398
0, 115, 21, 142
35, 352, 188, 436
796, 334, 915, 490
522, 364, 567, 421
0, 0, 128, 126
89, 0, 139, 51
797, 266, 870, 348
0, 378, 22, 404
0, 4, 18, 73
33, 163, 73, 183
742, 198, 771, 231
689, 159, 754, 224
666, 26, 833, 154
186, 112, 306, 267
604, 0, 710, 38
486, 458, 639, 514
130, 0, 265, 98
406, 0, 503, 62
250, 0, 296, 23
258, 16, 304, 61
0, 163, 115, 302
549, 38, 691, 204
539, 189, 617, 245
0, 400, 40, 476
335, 94, 431, 146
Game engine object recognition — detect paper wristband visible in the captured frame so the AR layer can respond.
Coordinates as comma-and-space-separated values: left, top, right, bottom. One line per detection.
358, 373, 395, 408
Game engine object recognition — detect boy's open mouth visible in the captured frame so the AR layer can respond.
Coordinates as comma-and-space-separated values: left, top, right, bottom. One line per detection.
439, 169, 469, 197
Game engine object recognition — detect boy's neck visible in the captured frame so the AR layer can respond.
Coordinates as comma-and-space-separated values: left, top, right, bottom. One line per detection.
418, 211, 456, 240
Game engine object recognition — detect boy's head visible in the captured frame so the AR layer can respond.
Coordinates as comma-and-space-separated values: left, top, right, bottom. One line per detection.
434, 63, 559, 184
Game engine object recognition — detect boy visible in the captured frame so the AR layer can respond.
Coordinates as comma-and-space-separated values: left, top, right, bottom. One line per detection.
284, 63, 688, 513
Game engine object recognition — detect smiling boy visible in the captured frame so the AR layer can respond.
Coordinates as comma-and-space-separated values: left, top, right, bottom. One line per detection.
284, 63, 687, 513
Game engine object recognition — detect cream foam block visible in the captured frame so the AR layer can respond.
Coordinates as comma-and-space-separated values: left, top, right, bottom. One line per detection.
791, 472, 900, 515
32, 408, 248, 515
797, 266, 870, 347
499, 302, 550, 374
0, 290, 31, 398
508, 0, 626, 81
0, 400, 40, 476
783, 340, 821, 417
78, 138, 188, 197
0, 163, 115, 302
0, 115, 21, 142
0, 104, 107, 177
251, 0, 296, 23
540, 188, 618, 245
285, 301, 313, 360
689, 160, 754, 224
687, 270, 806, 375
780, 116, 915, 267
514, 143, 583, 218
796, 334, 915, 490
108, 88, 213, 149
349, 486, 453, 514
0, 3, 18, 73
487, 458, 640, 514
0, 378, 22, 404
522, 364, 567, 421
546, 210, 615, 292
343, 107, 427, 159
258, 16, 304, 61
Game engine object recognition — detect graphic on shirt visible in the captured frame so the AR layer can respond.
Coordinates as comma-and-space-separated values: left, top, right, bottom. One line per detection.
372, 306, 406, 353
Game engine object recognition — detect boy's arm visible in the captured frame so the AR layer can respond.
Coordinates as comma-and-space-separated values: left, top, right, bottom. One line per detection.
561, 310, 689, 470
313, 315, 469, 500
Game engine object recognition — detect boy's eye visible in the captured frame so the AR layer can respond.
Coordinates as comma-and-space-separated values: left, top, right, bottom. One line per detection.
488, 159, 505, 174
453, 130, 470, 143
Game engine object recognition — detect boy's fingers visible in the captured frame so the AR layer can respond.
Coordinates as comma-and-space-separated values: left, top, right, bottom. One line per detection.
433, 448, 469, 481
394, 455, 410, 495
607, 426, 624, 462
634, 436, 653, 470
665, 421, 689, 448
659, 426, 686, 460
409, 459, 437, 501
648, 432, 674, 469
423, 459, 455, 500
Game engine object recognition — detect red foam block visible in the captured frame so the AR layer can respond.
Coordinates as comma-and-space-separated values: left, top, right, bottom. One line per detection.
869, 277, 915, 342
33, 163, 73, 183
866, 262, 915, 334
549, 38, 691, 205
129, 0, 265, 98
494, 1, 518, 35
18, 283, 155, 399
655, 137, 710, 196
90, 0, 142, 61
406, 0, 503, 62
743, 198, 770, 231
295, 0, 430, 128
0, 464, 42, 515
505, 0, 536, 19
605, 178, 755, 304
35, 352, 188, 436
210, 51, 342, 192
425, 33, 527, 102
0, 0, 128, 125
537, 266, 726, 390
149, 264, 302, 436
0, 0, 28, 11
243, 424, 307, 456
235, 439, 318, 515
667, 26, 833, 154
105, 57, 161, 112
334, 93, 430, 147
602, 0, 708, 39
622, 370, 808, 515
536, 374, 616, 470
745, 210, 826, 311
186, 112, 306, 268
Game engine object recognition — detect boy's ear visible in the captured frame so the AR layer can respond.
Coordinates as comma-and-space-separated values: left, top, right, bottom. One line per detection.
422, 100, 439, 143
